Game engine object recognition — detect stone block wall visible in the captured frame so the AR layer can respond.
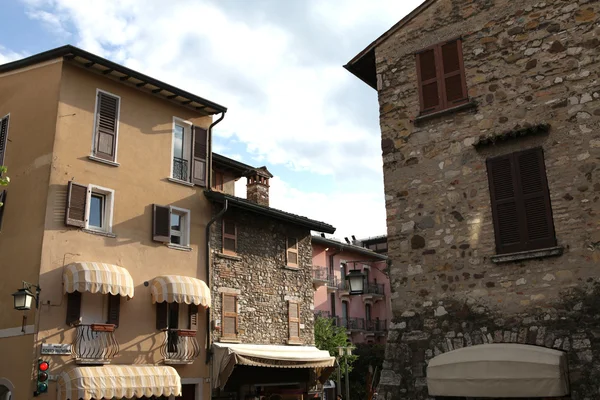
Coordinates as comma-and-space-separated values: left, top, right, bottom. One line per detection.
372, 0, 600, 398
210, 207, 315, 345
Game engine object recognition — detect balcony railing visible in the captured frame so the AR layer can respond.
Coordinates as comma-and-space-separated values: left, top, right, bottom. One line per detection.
364, 283, 385, 296
73, 324, 119, 364
335, 317, 365, 331
161, 329, 201, 364
172, 157, 189, 181
366, 319, 388, 332
327, 274, 338, 288
313, 267, 328, 282
314, 310, 331, 319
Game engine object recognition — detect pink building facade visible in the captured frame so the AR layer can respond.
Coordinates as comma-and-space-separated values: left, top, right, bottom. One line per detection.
312, 236, 391, 344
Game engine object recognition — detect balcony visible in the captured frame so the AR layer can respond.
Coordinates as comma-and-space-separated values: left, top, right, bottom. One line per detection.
73, 324, 119, 364
172, 157, 189, 181
335, 317, 365, 331
312, 267, 328, 289
363, 282, 385, 302
366, 319, 388, 334
326, 275, 338, 292
337, 280, 349, 296
161, 329, 201, 365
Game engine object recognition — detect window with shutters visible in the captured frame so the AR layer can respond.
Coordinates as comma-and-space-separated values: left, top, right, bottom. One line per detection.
416, 39, 468, 115
486, 147, 557, 255
286, 237, 299, 268
66, 292, 120, 327
65, 182, 114, 234
171, 118, 208, 186
0, 114, 10, 167
152, 205, 191, 248
222, 220, 237, 255
91, 90, 120, 163
288, 301, 301, 342
156, 302, 194, 353
221, 293, 238, 339
212, 170, 224, 192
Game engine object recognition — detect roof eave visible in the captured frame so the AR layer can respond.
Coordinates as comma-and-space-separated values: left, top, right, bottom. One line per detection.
311, 236, 388, 260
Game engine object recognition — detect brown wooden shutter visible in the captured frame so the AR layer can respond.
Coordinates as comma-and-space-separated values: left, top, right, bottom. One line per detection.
66, 291, 82, 326
192, 126, 208, 186
440, 40, 468, 106
94, 92, 119, 161
515, 148, 556, 250
107, 295, 120, 327
416, 48, 442, 114
222, 220, 237, 255
288, 301, 300, 341
189, 304, 199, 331
152, 204, 171, 242
0, 116, 9, 166
222, 293, 238, 338
65, 181, 88, 228
156, 302, 168, 330
487, 154, 523, 254
287, 237, 298, 267
0, 190, 6, 232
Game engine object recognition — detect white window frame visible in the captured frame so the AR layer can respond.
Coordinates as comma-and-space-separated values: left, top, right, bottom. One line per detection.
84, 184, 115, 233
170, 206, 190, 247
170, 117, 193, 182
90, 89, 121, 165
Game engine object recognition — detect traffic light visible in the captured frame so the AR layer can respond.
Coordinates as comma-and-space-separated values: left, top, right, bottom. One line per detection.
35, 359, 49, 396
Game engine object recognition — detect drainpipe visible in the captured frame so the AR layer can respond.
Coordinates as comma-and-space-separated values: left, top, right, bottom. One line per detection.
207, 112, 226, 189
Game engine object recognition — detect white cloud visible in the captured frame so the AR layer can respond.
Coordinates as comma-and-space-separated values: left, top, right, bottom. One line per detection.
0, 46, 28, 65
16, 0, 423, 238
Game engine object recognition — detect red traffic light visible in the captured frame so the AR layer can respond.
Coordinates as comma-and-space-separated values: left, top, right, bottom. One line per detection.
39, 361, 49, 372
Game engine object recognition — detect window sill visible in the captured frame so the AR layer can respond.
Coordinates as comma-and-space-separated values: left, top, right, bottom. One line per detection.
414, 100, 477, 125
88, 155, 120, 167
167, 243, 192, 252
283, 265, 300, 271
491, 246, 564, 264
82, 228, 116, 238
219, 338, 241, 343
215, 252, 242, 261
167, 177, 195, 187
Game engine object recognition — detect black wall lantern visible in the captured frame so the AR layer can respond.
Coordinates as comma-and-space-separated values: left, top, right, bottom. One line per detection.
345, 269, 365, 295
12, 282, 41, 311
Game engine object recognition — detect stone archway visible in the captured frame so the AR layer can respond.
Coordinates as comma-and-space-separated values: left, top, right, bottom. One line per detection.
0, 378, 14, 400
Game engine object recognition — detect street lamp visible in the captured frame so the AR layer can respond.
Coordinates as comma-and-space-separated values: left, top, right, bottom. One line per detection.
345, 269, 365, 295
12, 282, 41, 311
337, 345, 355, 400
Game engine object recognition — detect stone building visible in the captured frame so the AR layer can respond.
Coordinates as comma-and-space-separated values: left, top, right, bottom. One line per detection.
345, 0, 600, 398
205, 165, 337, 399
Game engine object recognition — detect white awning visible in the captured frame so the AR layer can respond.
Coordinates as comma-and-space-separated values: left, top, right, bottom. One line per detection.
212, 343, 335, 389
151, 275, 211, 307
63, 262, 134, 298
57, 365, 181, 400
427, 343, 569, 398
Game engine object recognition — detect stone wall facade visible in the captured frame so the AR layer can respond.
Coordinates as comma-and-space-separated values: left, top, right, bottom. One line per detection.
211, 207, 315, 345
372, 0, 600, 398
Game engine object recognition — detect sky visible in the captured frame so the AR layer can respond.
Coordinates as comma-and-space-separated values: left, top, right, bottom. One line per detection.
0, 0, 423, 240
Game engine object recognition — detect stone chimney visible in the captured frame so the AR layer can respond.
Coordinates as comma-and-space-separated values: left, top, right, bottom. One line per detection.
245, 166, 273, 207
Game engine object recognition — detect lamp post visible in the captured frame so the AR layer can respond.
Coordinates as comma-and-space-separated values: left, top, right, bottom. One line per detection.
12, 281, 41, 311
338, 345, 354, 400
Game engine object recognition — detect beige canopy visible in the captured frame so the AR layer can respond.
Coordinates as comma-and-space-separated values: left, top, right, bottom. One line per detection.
63, 262, 134, 298
212, 343, 336, 389
57, 365, 181, 400
151, 275, 211, 307
427, 343, 569, 398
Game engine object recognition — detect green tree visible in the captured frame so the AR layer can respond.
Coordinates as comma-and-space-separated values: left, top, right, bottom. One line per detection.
314, 316, 357, 377
349, 343, 385, 400
0, 166, 8, 207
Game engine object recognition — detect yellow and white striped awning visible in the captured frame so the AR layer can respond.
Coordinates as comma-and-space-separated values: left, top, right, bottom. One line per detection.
58, 365, 181, 400
151, 275, 211, 307
63, 262, 135, 298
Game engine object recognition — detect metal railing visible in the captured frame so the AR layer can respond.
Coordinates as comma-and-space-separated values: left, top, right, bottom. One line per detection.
172, 157, 189, 181
313, 267, 328, 281
366, 319, 388, 332
73, 324, 119, 364
161, 329, 201, 364
327, 274, 338, 288
335, 317, 365, 330
314, 310, 331, 319
364, 283, 385, 296
337, 280, 349, 291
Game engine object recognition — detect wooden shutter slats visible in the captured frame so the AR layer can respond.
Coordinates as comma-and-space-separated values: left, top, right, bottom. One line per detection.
222, 293, 238, 338
66, 291, 82, 326
487, 148, 556, 254
288, 301, 300, 341
65, 181, 88, 228
156, 302, 168, 330
107, 295, 120, 326
192, 126, 208, 187
94, 93, 119, 161
0, 115, 9, 166
223, 220, 237, 255
189, 304, 199, 331
287, 237, 299, 267
152, 204, 171, 242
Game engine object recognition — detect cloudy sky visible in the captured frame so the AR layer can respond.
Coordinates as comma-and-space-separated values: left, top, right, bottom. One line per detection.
1, 0, 422, 240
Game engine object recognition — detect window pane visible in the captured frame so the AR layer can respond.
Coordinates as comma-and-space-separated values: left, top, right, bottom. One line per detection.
288, 237, 297, 249
170, 235, 181, 245
224, 221, 236, 235
89, 194, 104, 228
288, 251, 298, 265
173, 125, 184, 159
171, 213, 181, 231
224, 237, 236, 252
419, 49, 437, 81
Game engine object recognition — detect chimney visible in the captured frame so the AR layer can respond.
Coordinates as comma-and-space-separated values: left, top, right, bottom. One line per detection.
245, 166, 273, 207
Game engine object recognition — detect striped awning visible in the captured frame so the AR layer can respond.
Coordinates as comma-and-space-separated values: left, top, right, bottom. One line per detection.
63, 262, 134, 298
57, 365, 181, 400
151, 275, 211, 307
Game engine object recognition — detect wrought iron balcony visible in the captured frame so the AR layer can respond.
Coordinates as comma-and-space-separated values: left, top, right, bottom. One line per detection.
161, 329, 201, 364
172, 157, 189, 181
366, 319, 388, 332
73, 324, 119, 364
348, 317, 365, 331
327, 274, 338, 290
364, 282, 385, 296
